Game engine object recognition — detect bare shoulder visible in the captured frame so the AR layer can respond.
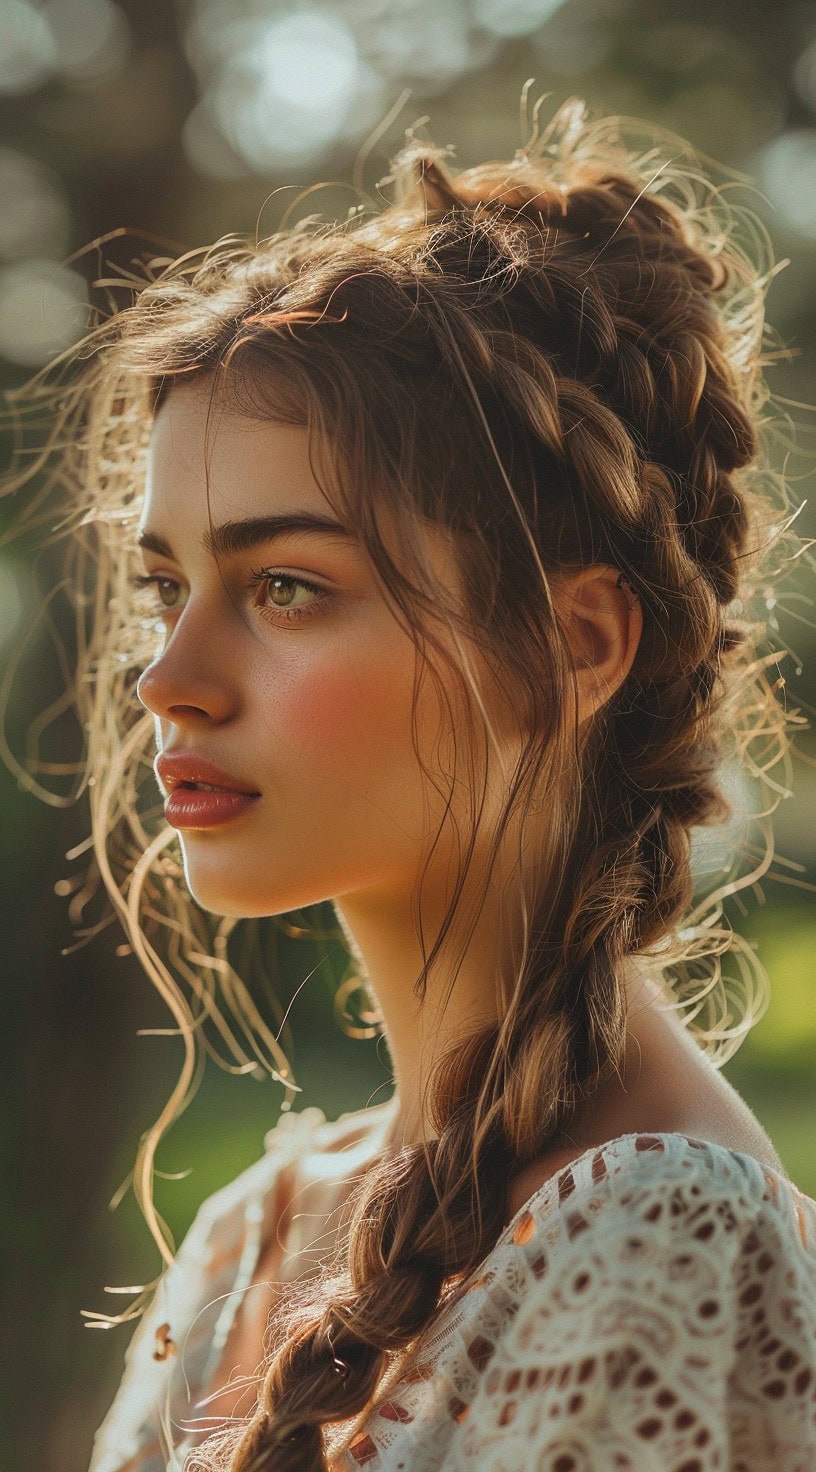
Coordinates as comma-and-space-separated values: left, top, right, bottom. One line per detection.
506, 1116, 787, 1226
674, 1091, 788, 1177
506, 972, 789, 1220
621, 969, 789, 1177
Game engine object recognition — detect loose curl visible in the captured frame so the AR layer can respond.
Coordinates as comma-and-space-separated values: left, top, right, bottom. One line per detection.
1, 93, 810, 1470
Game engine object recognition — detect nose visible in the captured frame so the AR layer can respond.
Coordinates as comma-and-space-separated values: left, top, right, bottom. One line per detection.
136, 621, 236, 725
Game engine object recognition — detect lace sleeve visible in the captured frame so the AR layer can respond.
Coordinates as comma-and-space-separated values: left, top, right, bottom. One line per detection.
86, 1111, 323, 1472
87, 1201, 215, 1472
450, 1145, 816, 1472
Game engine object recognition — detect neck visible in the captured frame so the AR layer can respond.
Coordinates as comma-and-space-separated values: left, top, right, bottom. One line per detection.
333, 858, 665, 1157
333, 859, 519, 1153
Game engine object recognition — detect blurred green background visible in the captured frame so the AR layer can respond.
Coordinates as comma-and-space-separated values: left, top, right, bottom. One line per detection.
1, 1, 815, 1468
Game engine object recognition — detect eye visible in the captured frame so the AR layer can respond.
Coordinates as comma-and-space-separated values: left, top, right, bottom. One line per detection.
130, 573, 187, 611
128, 569, 332, 625
248, 568, 330, 624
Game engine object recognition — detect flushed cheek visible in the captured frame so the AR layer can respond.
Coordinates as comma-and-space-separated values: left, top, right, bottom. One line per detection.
264, 649, 423, 824
281, 655, 413, 767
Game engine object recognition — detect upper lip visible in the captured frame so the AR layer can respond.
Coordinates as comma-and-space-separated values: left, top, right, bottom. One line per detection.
155, 751, 261, 796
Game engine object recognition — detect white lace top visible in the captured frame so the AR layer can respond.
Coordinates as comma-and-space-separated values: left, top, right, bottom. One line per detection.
87, 1100, 816, 1472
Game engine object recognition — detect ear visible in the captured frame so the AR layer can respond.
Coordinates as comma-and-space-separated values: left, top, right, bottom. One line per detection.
550, 565, 643, 726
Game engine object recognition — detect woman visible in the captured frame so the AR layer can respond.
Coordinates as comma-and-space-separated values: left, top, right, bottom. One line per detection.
4, 94, 815, 1471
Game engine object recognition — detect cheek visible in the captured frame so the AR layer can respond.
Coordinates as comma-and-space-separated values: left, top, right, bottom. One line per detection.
269, 647, 417, 776
292, 667, 368, 747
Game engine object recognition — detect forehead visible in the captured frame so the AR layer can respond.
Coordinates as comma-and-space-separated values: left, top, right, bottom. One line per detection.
141, 378, 468, 619
145, 380, 332, 519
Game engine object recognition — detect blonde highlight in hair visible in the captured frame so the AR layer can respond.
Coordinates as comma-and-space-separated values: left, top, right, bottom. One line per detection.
1, 92, 812, 1469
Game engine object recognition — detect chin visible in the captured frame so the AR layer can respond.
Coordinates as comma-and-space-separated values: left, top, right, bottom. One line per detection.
178, 857, 328, 920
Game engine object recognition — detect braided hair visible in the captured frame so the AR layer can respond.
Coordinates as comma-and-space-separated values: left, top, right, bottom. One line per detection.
181, 103, 798, 1472
0, 95, 803, 1470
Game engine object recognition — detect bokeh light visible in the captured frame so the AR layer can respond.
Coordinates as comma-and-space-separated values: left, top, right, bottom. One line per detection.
180, 0, 596, 176
474, 0, 568, 40
756, 128, 816, 242
0, 148, 71, 258
0, 0, 57, 94
41, 0, 130, 82
0, 258, 88, 366
212, 11, 361, 171
181, 94, 248, 181
0, 0, 129, 94
183, 6, 366, 173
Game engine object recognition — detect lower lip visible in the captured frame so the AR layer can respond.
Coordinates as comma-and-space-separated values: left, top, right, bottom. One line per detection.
164, 788, 261, 828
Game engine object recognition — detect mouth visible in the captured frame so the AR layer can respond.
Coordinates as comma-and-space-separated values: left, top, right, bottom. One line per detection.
163, 780, 261, 829
175, 780, 260, 794
156, 750, 262, 798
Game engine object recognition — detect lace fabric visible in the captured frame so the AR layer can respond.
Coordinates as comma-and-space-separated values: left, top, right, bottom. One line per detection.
87, 1111, 816, 1472
327, 1133, 816, 1471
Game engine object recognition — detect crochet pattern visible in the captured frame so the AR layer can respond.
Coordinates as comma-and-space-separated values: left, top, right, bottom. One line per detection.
88, 1108, 816, 1472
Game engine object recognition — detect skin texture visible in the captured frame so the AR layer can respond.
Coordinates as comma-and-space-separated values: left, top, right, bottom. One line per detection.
136, 380, 782, 1168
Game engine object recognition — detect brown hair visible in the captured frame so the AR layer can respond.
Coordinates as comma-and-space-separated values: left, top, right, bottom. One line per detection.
1, 93, 808, 1470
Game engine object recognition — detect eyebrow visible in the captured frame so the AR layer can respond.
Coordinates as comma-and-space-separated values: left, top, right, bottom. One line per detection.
136, 512, 355, 561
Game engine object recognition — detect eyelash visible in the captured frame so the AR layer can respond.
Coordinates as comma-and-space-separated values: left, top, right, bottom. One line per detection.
128, 568, 330, 625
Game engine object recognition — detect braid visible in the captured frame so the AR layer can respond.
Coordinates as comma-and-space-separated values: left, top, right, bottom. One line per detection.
12, 95, 794, 1472
191, 134, 768, 1468
187, 1090, 513, 1472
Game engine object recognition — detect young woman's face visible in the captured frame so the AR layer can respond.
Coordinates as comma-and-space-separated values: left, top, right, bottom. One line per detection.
135, 380, 497, 919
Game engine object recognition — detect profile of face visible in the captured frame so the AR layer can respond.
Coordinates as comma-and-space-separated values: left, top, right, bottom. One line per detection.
135, 380, 495, 920
136, 379, 641, 924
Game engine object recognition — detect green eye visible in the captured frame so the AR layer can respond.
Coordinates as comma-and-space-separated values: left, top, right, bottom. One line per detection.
130, 574, 186, 610
129, 569, 332, 626
248, 568, 330, 624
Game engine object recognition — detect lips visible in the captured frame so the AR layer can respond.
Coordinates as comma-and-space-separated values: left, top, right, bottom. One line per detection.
155, 750, 261, 797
